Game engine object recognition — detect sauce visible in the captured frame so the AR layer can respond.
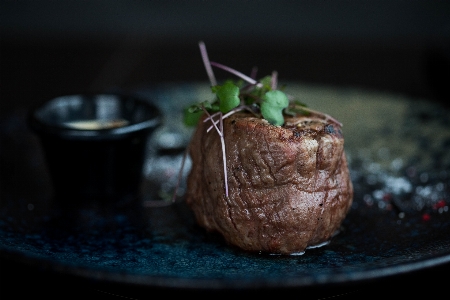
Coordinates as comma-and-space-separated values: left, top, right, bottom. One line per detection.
64, 119, 129, 130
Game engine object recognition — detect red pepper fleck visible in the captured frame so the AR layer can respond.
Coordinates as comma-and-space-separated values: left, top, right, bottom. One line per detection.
422, 213, 431, 221
433, 200, 446, 210
383, 193, 392, 201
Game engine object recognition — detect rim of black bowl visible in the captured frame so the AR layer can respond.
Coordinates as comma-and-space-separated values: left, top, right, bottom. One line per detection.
28, 93, 162, 141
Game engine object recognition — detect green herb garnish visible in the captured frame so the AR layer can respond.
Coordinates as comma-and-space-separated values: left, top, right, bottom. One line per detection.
184, 44, 291, 128
261, 90, 289, 126
213, 81, 241, 113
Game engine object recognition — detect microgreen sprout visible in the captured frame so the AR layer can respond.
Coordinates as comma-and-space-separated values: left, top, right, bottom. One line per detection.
187, 42, 292, 128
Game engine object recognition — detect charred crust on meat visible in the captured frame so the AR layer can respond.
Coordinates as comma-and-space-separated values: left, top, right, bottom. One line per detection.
325, 124, 335, 134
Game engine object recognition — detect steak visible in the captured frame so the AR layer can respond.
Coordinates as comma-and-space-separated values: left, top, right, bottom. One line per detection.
186, 111, 353, 255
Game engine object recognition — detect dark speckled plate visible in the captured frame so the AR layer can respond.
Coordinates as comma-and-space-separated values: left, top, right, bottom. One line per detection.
1, 83, 449, 290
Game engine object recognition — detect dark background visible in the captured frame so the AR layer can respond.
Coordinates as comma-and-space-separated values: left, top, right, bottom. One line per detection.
1, 1, 450, 299
1, 0, 450, 116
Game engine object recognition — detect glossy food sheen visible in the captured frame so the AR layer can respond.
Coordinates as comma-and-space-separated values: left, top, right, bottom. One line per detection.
186, 112, 353, 255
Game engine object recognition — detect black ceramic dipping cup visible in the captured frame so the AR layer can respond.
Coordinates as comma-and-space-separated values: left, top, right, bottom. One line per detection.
28, 93, 162, 208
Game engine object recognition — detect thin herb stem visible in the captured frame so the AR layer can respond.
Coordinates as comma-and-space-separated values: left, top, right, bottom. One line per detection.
210, 61, 259, 86
271, 71, 278, 90
199, 41, 217, 86
205, 106, 246, 133
300, 106, 342, 127
203, 111, 222, 124
201, 106, 229, 197
219, 114, 229, 197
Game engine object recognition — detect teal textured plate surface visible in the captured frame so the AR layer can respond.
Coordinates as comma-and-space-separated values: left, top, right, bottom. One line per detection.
1, 83, 449, 289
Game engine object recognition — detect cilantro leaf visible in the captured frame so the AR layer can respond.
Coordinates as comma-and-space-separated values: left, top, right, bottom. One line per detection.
184, 107, 204, 126
260, 90, 289, 126
212, 81, 240, 113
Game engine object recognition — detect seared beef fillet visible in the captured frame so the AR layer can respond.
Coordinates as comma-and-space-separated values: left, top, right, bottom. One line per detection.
186, 112, 353, 255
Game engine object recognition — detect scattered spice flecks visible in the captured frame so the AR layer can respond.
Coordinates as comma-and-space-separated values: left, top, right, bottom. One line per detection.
349, 147, 449, 220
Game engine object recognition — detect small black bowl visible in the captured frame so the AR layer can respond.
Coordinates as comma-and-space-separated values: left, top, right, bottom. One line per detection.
28, 93, 162, 208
